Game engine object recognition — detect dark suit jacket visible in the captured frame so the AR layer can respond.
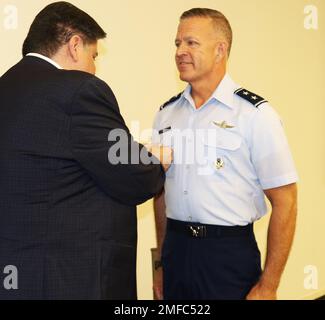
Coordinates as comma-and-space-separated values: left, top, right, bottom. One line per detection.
0, 56, 165, 299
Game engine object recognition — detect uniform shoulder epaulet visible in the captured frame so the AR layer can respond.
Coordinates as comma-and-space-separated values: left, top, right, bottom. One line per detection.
159, 92, 183, 111
234, 88, 268, 108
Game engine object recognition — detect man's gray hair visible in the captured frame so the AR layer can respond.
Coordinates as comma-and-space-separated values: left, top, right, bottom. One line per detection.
180, 8, 233, 56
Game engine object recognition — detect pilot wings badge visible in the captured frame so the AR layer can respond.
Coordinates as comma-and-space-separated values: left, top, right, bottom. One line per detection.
212, 121, 235, 129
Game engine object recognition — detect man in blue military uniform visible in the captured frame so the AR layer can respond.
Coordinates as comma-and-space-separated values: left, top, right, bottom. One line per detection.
152, 8, 298, 300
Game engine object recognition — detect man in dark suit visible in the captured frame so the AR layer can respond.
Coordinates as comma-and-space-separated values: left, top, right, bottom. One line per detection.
0, 1, 170, 299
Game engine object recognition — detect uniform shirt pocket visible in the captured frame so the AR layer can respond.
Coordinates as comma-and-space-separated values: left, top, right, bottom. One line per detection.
198, 130, 242, 177
203, 130, 242, 151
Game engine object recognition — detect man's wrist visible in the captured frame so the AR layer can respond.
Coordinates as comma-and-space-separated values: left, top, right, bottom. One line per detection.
259, 275, 280, 292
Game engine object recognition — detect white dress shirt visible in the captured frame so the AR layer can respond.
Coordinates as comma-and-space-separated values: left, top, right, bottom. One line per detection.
26, 53, 62, 69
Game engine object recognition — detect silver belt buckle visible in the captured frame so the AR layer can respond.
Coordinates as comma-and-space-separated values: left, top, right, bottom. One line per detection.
188, 225, 207, 238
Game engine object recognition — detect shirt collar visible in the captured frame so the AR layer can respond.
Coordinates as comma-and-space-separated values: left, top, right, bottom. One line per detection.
183, 85, 195, 108
212, 74, 240, 109
26, 53, 62, 69
182, 73, 241, 110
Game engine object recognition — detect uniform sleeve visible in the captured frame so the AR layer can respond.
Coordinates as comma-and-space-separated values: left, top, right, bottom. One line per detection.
250, 104, 298, 189
70, 76, 165, 206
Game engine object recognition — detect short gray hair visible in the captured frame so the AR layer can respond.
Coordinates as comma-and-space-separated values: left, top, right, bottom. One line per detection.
180, 8, 233, 56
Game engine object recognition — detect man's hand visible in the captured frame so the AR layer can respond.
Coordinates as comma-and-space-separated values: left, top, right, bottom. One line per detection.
246, 281, 277, 300
153, 268, 163, 300
147, 145, 173, 172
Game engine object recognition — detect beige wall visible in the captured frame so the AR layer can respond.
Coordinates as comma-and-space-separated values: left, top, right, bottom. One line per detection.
1, 0, 324, 300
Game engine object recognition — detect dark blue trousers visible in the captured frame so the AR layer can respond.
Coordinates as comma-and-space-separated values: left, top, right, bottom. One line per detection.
162, 219, 262, 300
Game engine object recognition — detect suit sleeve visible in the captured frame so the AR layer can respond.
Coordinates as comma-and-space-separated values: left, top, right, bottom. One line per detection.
70, 76, 165, 206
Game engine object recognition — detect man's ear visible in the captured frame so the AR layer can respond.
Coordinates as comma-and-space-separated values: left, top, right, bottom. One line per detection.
215, 42, 228, 62
67, 35, 83, 62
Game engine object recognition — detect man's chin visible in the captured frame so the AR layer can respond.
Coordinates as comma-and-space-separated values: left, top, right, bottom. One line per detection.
179, 73, 193, 83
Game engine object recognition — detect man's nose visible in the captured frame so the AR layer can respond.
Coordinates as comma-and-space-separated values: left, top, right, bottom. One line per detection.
176, 43, 187, 57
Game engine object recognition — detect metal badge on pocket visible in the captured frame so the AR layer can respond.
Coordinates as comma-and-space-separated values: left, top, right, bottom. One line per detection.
215, 158, 225, 170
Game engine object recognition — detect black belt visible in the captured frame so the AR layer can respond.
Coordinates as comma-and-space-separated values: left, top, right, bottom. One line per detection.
167, 218, 253, 238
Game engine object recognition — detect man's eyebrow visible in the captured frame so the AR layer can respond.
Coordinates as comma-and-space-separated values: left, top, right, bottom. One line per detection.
175, 36, 199, 42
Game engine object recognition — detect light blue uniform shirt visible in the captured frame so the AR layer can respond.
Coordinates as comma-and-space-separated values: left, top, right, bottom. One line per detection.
152, 74, 298, 226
